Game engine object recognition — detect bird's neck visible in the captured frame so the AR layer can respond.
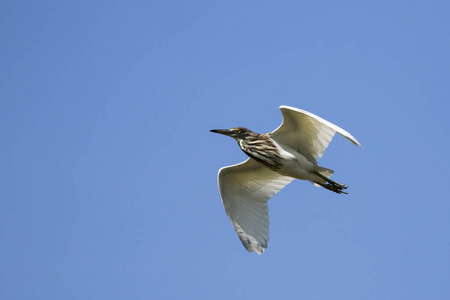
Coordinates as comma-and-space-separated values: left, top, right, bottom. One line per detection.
237, 134, 283, 170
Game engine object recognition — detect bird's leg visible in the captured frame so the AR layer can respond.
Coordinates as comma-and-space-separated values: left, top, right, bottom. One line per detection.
313, 171, 348, 188
313, 171, 348, 194
316, 182, 349, 194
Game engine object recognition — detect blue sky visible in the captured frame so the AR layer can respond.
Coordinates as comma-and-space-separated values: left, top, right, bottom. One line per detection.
1, 1, 450, 299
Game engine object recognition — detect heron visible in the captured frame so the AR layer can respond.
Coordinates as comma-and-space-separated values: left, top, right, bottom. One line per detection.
210, 105, 361, 254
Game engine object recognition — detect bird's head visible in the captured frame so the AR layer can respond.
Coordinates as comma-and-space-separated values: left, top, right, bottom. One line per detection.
210, 127, 254, 140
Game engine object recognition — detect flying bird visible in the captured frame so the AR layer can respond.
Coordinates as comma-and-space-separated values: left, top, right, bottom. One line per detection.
210, 105, 361, 254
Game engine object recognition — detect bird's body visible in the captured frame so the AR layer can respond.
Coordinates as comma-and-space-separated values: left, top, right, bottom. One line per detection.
211, 106, 361, 254
237, 131, 315, 180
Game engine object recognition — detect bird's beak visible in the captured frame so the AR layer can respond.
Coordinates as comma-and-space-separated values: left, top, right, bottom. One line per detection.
210, 129, 233, 136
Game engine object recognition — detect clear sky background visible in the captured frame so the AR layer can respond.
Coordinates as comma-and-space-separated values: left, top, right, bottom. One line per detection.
1, 1, 450, 299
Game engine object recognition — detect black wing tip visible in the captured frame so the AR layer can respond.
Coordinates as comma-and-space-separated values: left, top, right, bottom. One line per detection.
240, 236, 267, 255
352, 140, 362, 149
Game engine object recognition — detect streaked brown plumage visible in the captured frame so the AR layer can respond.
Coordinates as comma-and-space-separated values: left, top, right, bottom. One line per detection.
210, 106, 361, 254
233, 128, 283, 171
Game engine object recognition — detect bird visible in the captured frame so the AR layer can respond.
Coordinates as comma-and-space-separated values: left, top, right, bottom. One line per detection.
210, 105, 361, 254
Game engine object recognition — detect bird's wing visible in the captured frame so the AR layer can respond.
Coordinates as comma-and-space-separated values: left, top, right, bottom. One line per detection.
271, 105, 361, 165
218, 158, 294, 254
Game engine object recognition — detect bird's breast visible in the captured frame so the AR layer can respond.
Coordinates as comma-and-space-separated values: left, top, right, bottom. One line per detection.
238, 138, 283, 171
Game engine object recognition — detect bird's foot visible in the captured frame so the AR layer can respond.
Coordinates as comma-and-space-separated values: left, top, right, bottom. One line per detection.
319, 182, 349, 194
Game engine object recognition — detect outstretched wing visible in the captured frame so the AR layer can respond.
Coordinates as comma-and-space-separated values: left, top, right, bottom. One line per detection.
218, 158, 294, 254
271, 105, 361, 165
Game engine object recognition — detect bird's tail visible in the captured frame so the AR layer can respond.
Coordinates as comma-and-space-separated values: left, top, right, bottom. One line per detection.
310, 166, 334, 187
314, 165, 334, 178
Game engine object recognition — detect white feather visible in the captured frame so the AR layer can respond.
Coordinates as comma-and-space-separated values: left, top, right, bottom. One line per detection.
218, 158, 294, 254
271, 105, 361, 165
214, 106, 360, 254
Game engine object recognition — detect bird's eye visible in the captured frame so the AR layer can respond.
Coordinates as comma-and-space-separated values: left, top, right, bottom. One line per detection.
235, 129, 241, 134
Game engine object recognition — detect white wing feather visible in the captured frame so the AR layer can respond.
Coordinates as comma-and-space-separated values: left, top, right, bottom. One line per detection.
218, 158, 294, 254
271, 105, 361, 165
